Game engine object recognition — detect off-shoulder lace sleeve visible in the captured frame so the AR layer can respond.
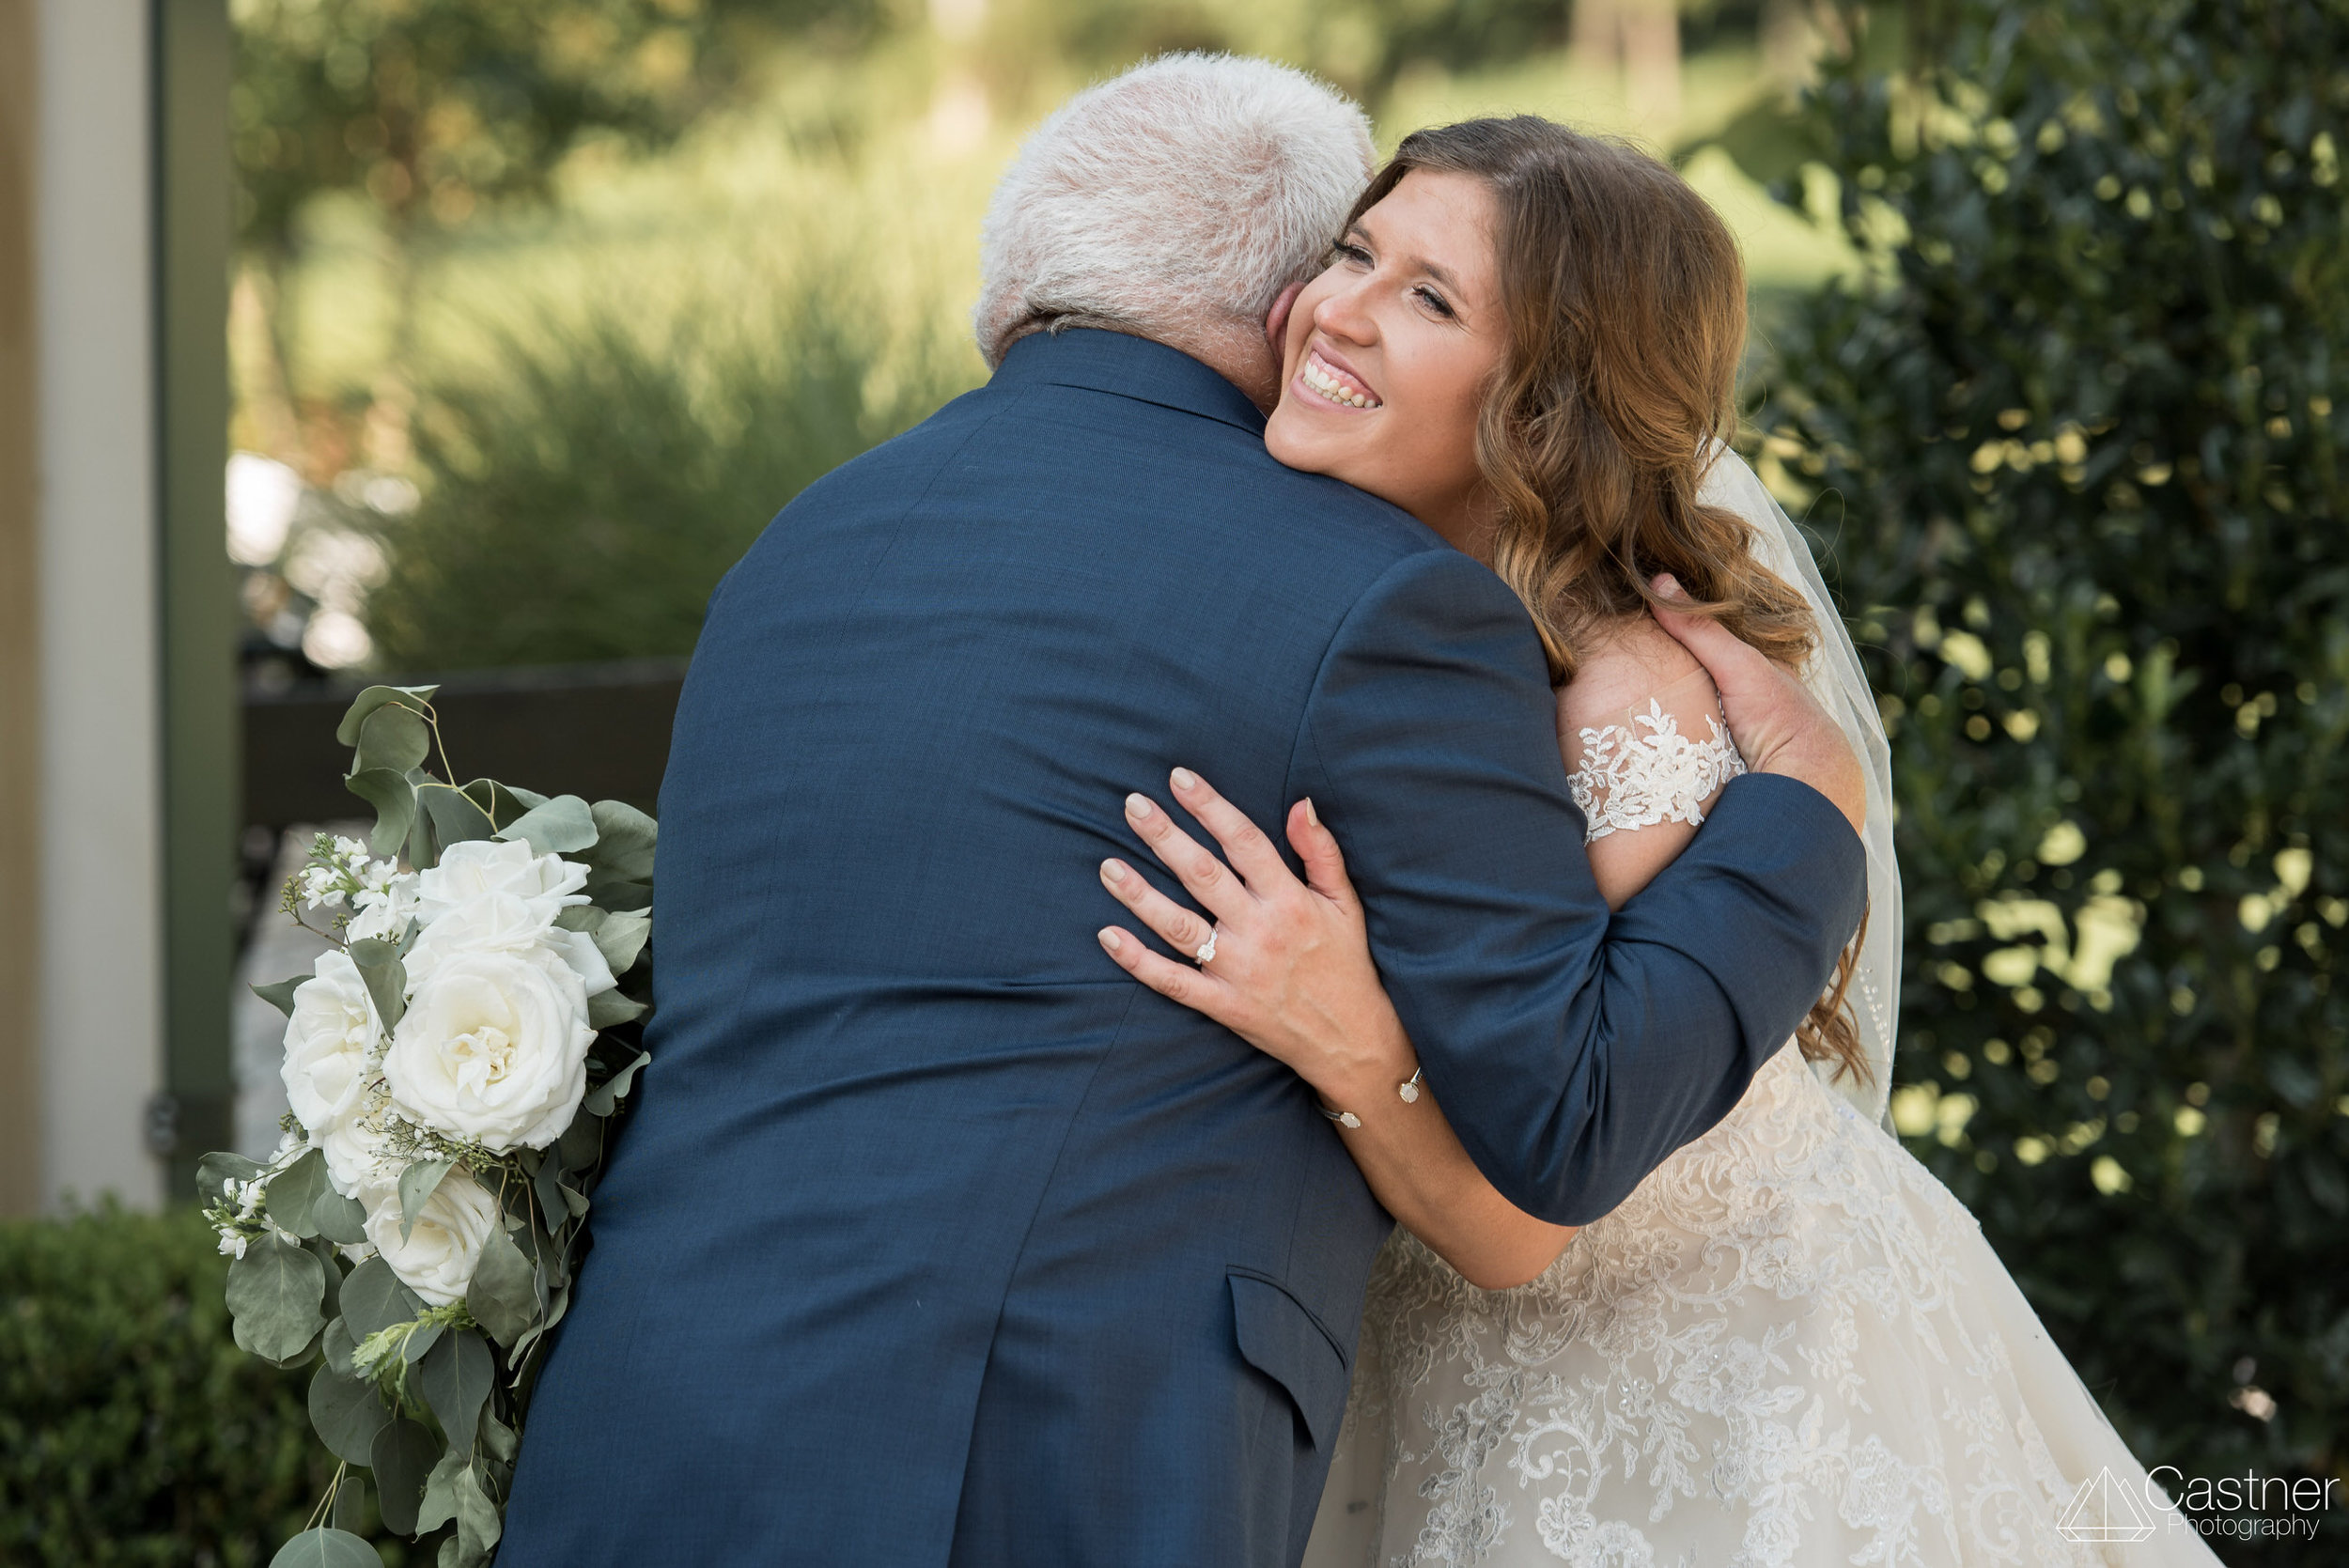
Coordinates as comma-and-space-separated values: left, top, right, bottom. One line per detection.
1566, 695, 1747, 843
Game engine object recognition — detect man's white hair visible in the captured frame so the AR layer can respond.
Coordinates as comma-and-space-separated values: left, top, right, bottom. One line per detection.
972, 54, 1375, 368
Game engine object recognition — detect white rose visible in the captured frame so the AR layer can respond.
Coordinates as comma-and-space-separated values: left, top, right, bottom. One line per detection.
404, 891, 614, 999
281, 951, 380, 1135
384, 944, 595, 1151
318, 1093, 397, 1198
415, 838, 590, 927
362, 1167, 501, 1307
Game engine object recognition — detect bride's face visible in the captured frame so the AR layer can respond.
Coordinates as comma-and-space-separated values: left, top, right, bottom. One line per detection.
1265, 170, 1507, 555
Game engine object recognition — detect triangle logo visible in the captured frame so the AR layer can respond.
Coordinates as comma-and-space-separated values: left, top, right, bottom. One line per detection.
2058, 1466, 2158, 1543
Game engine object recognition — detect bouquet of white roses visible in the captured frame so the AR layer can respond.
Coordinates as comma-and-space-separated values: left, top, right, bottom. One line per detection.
199, 684, 653, 1568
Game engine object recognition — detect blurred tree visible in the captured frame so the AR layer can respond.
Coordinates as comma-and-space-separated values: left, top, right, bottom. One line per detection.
229, 0, 878, 466
1754, 0, 2347, 1554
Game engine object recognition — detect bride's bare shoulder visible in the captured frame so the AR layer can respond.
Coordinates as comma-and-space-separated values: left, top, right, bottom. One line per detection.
1555, 614, 1714, 732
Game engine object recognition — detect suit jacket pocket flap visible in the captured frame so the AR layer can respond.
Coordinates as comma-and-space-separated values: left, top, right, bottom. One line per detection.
1228, 1269, 1348, 1452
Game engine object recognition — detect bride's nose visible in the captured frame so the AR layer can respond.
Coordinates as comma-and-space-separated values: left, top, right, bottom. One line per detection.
1311, 277, 1377, 345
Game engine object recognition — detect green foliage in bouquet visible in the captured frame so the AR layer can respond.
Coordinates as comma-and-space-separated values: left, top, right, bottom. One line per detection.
1750, 0, 2347, 1543
199, 686, 656, 1568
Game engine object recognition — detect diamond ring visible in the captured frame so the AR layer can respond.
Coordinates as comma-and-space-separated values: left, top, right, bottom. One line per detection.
1194, 929, 1219, 965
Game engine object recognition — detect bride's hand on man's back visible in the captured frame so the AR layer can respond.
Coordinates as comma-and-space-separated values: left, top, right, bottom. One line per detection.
1094, 769, 1415, 1109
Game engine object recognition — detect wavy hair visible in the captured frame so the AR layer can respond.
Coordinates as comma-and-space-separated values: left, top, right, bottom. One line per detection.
1352, 116, 1869, 1084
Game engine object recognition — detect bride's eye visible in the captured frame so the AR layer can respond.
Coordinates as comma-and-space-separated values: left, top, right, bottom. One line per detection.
1414, 284, 1457, 320
1331, 240, 1373, 268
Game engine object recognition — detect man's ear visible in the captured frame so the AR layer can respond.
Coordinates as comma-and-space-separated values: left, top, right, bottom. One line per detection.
1264, 282, 1304, 358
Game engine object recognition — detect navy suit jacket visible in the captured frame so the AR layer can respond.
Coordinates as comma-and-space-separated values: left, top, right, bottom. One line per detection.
499, 329, 1866, 1567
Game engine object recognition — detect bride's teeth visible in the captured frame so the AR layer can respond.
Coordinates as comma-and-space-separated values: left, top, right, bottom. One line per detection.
1303, 357, 1375, 409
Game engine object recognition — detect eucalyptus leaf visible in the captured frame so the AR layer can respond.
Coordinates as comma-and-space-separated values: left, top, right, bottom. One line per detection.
479, 1408, 520, 1464
313, 1187, 368, 1246
306, 1236, 344, 1323
369, 1416, 441, 1535
334, 684, 439, 746
455, 1464, 504, 1556
405, 786, 443, 872
552, 904, 605, 934
586, 799, 657, 881
401, 1317, 447, 1368
266, 1527, 383, 1568
353, 702, 431, 777
340, 1255, 426, 1343
420, 782, 497, 846
465, 1224, 539, 1347
344, 767, 417, 860
397, 1157, 456, 1243
497, 793, 598, 855
308, 1360, 394, 1466
531, 1157, 567, 1235
320, 1316, 360, 1376
257, 1322, 326, 1370
580, 1050, 649, 1118
419, 1328, 494, 1455
589, 909, 651, 975
195, 1149, 265, 1201
226, 1234, 326, 1362
415, 1445, 469, 1535
266, 1148, 332, 1241
582, 869, 651, 912
553, 1108, 602, 1172
509, 1274, 571, 1369
347, 939, 407, 1031
587, 987, 647, 1030
251, 975, 307, 1018
557, 1183, 590, 1219
331, 1473, 366, 1537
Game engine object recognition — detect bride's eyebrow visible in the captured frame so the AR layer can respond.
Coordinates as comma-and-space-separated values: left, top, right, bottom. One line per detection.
1353, 223, 1456, 290
1411, 255, 1464, 294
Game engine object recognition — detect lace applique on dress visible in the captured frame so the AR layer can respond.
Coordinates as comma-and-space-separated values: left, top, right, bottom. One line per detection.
1566, 697, 1747, 842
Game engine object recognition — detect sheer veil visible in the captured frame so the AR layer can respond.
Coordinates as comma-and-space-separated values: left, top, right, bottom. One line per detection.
1697, 444, 1904, 1130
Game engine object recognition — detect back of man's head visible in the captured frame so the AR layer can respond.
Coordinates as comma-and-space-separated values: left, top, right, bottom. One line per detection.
972, 54, 1374, 380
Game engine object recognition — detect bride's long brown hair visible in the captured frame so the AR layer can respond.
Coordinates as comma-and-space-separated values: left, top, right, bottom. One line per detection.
1351, 116, 1869, 1084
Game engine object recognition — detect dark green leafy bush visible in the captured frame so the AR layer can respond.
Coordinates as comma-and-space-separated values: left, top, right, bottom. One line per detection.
0, 1203, 408, 1567
363, 300, 978, 672
1755, 1, 2347, 1555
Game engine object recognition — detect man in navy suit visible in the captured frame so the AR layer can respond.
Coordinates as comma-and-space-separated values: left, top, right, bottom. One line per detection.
501, 54, 1866, 1567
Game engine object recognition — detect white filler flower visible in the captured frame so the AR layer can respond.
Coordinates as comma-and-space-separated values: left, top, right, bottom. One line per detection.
362, 1167, 502, 1306
346, 863, 419, 943
280, 950, 380, 1134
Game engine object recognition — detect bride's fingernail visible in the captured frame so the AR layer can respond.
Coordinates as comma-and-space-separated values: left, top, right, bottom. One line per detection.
1101, 860, 1128, 884
1099, 929, 1125, 953
1126, 793, 1154, 819
1171, 768, 1199, 792
1303, 797, 1319, 828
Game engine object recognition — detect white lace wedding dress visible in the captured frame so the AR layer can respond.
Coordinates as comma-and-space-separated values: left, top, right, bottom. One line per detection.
1299, 691, 2220, 1568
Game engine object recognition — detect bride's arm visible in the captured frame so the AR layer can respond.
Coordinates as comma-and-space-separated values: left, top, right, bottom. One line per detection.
1100, 782, 1574, 1290
1094, 628, 1739, 1292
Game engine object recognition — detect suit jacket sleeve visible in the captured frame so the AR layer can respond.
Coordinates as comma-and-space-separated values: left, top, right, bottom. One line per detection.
1291, 548, 1870, 1225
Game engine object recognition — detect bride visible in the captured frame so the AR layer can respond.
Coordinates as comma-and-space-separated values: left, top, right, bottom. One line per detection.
1092, 116, 2219, 1567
